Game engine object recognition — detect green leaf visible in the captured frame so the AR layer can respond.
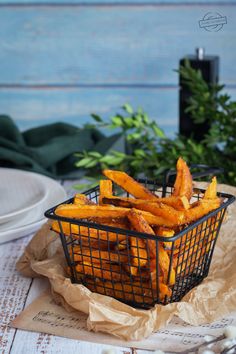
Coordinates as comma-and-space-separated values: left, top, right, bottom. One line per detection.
100, 155, 116, 164
152, 123, 165, 138
85, 160, 98, 168
122, 103, 133, 114
124, 117, 135, 128
112, 150, 126, 158
134, 149, 146, 158
130, 160, 142, 168
88, 151, 102, 158
75, 157, 93, 168
108, 157, 125, 165
111, 116, 123, 126
127, 132, 141, 141
143, 113, 150, 124
91, 113, 103, 122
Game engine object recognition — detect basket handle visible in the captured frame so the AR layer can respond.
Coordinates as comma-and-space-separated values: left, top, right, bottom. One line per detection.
162, 164, 224, 197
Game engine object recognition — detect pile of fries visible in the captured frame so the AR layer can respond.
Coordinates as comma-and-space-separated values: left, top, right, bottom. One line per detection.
52, 157, 223, 306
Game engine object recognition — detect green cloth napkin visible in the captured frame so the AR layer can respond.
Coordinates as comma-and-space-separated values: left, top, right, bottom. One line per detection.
0, 116, 124, 179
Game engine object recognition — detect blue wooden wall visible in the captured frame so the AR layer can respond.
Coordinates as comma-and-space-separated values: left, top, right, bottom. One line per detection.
0, 1, 235, 137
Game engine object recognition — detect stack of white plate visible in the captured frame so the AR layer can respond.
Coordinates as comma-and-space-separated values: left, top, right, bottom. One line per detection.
0, 168, 67, 244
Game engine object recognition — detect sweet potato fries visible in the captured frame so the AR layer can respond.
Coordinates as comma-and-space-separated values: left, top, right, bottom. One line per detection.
52, 157, 222, 305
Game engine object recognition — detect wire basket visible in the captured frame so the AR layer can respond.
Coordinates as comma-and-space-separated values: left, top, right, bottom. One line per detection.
45, 179, 235, 309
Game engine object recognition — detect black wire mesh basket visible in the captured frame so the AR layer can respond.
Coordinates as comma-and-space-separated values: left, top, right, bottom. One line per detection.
45, 179, 235, 309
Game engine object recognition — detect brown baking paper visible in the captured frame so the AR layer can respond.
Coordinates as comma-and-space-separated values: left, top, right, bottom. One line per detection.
16, 184, 236, 341
11, 290, 236, 352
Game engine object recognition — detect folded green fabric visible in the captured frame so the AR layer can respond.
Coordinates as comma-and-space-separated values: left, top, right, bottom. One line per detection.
0, 116, 124, 179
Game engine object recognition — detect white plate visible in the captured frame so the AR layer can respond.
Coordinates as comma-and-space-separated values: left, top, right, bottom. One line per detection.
0, 168, 48, 224
0, 171, 67, 244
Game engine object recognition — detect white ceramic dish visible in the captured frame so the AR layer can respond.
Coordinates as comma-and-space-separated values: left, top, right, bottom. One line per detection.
0, 168, 48, 225
0, 170, 67, 244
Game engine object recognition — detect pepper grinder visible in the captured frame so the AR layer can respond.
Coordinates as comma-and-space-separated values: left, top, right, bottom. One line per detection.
179, 48, 219, 141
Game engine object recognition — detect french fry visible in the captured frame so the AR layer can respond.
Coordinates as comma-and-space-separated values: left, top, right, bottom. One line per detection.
140, 209, 181, 228
86, 279, 171, 303
157, 245, 176, 285
53, 158, 225, 306
75, 262, 129, 281
127, 209, 175, 285
51, 220, 127, 243
137, 202, 185, 225
99, 179, 113, 205
161, 195, 190, 210
154, 226, 175, 250
184, 198, 221, 224
71, 246, 128, 264
116, 239, 128, 251
55, 204, 179, 227
90, 217, 129, 230
74, 194, 95, 205
128, 237, 148, 276
127, 208, 156, 258
55, 204, 129, 219
103, 169, 158, 200
172, 157, 193, 201
103, 195, 190, 211
102, 197, 185, 225
203, 176, 218, 200
127, 208, 156, 276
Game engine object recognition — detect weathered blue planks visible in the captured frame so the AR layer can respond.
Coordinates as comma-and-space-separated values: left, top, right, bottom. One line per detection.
0, 86, 235, 136
0, 87, 178, 136
0, 5, 235, 85
0, 1, 235, 136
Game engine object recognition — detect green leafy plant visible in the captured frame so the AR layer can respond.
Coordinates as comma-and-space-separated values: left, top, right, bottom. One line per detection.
177, 60, 236, 185
75, 104, 166, 182
75, 62, 236, 189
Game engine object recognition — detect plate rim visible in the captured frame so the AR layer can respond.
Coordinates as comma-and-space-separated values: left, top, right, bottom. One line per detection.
0, 168, 48, 224
0, 169, 66, 243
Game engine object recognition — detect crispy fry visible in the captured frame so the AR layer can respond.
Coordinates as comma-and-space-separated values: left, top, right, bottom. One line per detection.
103, 195, 190, 211
137, 202, 185, 225
51, 220, 127, 243
99, 179, 113, 205
75, 262, 129, 281
128, 237, 148, 276
74, 194, 95, 205
184, 198, 221, 224
55, 204, 128, 219
157, 245, 176, 285
172, 216, 217, 276
102, 197, 185, 225
162, 195, 190, 210
71, 246, 128, 264
203, 176, 218, 200
86, 279, 171, 303
154, 226, 175, 250
140, 209, 181, 228
172, 157, 193, 201
127, 209, 175, 285
53, 160, 225, 305
90, 217, 129, 229
116, 239, 128, 251
103, 169, 158, 200
55, 204, 179, 227
127, 208, 156, 258
126, 209, 149, 275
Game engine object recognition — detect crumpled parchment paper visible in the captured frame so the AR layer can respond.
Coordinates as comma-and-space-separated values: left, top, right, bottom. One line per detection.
16, 183, 236, 341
